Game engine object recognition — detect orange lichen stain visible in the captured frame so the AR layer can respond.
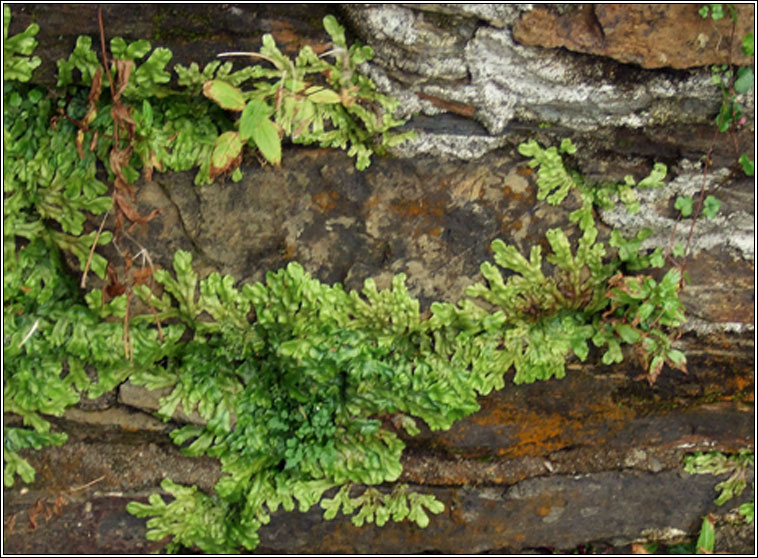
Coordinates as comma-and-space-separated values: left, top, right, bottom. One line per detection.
468, 392, 632, 459
537, 505, 552, 516
281, 240, 298, 261
391, 198, 445, 218
427, 226, 444, 237
269, 21, 330, 55
312, 190, 339, 212
516, 166, 533, 176
502, 185, 524, 201
731, 374, 754, 393
363, 195, 381, 211
495, 412, 586, 458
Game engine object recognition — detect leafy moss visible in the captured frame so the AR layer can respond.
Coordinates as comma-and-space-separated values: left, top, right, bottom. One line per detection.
3, 6, 41, 82
684, 450, 754, 506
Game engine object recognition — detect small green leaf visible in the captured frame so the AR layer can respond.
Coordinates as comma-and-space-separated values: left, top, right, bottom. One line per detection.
559, 138, 577, 154
210, 131, 242, 171
141, 99, 153, 129
734, 67, 753, 94
702, 195, 721, 219
648, 248, 665, 269
250, 119, 281, 166
708, 4, 725, 21
695, 515, 715, 554
738, 502, 754, 523
323, 15, 346, 47
202, 79, 246, 111
666, 349, 686, 366
602, 341, 623, 365
637, 162, 667, 189
239, 99, 269, 141
739, 153, 754, 176
672, 242, 686, 258
742, 33, 754, 56
305, 86, 342, 104
674, 196, 693, 217
615, 323, 641, 344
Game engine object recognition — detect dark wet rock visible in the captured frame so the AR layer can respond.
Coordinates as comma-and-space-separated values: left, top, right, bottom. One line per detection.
4, 461, 753, 554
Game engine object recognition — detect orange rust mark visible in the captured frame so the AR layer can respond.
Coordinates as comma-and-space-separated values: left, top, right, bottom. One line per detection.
729, 374, 754, 393
416, 91, 477, 118
390, 197, 446, 219
502, 185, 524, 201
363, 195, 381, 211
282, 241, 297, 261
427, 226, 444, 237
470, 393, 631, 459
313, 190, 339, 212
537, 505, 551, 516
269, 21, 330, 55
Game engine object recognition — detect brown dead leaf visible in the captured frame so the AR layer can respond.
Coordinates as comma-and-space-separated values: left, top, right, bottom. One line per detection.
4, 513, 17, 534
83, 66, 104, 128
123, 250, 133, 275
52, 494, 67, 515
647, 358, 664, 386
75, 129, 86, 160
114, 193, 161, 226
87, 67, 103, 107
109, 147, 135, 197
133, 266, 157, 286
43, 501, 53, 522
113, 59, 134, 102
105, 261, 127, 299
111, 103, 136, 142
630, 543, 651, 554
340, 85, 360, 108
89, 130, 99, 152
142, 151, 164, 182
27, 499, 45, 531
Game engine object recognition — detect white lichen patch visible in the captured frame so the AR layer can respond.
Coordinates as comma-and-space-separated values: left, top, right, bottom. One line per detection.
598, 161, 753, 262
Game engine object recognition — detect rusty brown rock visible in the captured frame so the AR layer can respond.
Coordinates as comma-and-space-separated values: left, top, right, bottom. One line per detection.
512, 4, 755, 69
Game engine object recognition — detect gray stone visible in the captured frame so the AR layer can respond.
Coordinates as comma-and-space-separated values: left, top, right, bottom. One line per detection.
342, 3, 752, 162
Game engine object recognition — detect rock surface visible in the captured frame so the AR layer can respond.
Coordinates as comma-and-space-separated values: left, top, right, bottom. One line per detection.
512, 4, 755, 69
341, 3, 754, 159
4, 3, 755, 555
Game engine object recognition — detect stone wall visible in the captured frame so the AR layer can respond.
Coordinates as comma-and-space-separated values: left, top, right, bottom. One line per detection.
4, 4, 754, 553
